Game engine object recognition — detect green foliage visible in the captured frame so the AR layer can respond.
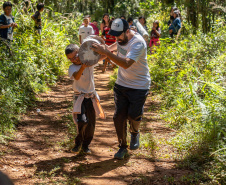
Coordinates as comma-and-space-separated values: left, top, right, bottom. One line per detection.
0, 4, 82, 138
148, 23, 225, 183
108, 67, 118, 89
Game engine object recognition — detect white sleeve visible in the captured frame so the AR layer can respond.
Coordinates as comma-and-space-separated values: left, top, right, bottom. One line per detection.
78, 27, 82, 35
126, 42, 145, 62
91, 27, 94, 35
68, 64, 81, 80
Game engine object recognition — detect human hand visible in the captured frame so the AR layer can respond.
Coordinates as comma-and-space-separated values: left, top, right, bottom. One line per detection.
169, 29, 173, 34
14, 23, 18, 27
8, 23, 13, 28
81, 62, 91, 69
12, 23, 18, 28
91, 43, 108, 55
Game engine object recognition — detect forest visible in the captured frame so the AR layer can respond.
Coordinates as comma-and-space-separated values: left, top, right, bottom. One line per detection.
0, 0, 225, 184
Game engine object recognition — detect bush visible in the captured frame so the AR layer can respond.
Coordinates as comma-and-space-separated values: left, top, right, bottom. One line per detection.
148, 24, 226, 183
0, 5, 82, 138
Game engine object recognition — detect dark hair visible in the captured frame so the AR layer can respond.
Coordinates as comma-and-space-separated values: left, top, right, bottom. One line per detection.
102, 13, 109, 25
173, 10, 182, 21
108, 18, 115, 28
138, 16, 146, 24
65, 44, 79, 55
127, 17, 133, 23
3, 2, 12, 9
93, 20, 97, 22
154, 20, 160, 30
37, 3, 44, 11
120, 16, 126, 20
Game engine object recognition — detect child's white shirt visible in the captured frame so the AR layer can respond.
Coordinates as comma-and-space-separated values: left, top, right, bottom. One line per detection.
79, 25, 94, 43
68, 64, 95, 93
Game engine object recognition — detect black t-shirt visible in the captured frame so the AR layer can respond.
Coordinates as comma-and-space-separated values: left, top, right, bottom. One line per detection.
32, 11, 41, 29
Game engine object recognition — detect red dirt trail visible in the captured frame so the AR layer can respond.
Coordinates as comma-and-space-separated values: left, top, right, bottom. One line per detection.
0, 65, 192, 185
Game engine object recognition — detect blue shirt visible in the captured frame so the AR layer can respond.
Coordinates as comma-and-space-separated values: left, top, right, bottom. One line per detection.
169, 17, 181, 33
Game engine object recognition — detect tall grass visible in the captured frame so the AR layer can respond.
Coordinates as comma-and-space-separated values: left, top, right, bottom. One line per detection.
0, 2, 82, 139
148, 18, 225, 184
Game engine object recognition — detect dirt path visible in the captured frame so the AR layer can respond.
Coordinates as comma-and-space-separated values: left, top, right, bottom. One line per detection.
0, 66, 192, 185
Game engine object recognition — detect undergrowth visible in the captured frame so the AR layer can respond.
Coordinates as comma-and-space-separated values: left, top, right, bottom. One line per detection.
0, 2, 82, 140
148, 21, 226, 184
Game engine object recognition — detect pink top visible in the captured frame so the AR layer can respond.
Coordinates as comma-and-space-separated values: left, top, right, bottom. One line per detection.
90, 23, 99, 36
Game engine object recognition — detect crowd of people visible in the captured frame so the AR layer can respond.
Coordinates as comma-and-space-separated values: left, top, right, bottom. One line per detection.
0, 1, 182, 161
0, 2, 182, 52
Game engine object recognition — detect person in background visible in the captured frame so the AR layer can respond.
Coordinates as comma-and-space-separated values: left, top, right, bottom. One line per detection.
149, 20, 161, 54
127, 17, 133, 28
130, 26, 137, 32
138, 16, 148, 31
92, 20, 99, 35
86, 15, 99, 36
0, 1, 18, 41
31, 2, 44, 35
79, 16, 94, 44
100, 13, 109, 34
65, 44, 105, 154
92, 20, 98, 27
101, 18, 116, 72
168, 7, 177, 26
169, 10, 181, 38
120, 16, 126, 20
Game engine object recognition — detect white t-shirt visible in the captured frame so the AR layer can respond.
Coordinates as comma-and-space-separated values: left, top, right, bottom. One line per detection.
78, 25, 94, 43
68, 64, 95, 93
4, 15, 13, 40
116, 33, 151, 89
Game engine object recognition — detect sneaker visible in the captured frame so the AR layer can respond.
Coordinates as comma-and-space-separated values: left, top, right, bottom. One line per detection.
82, 146, 91, 154
71, 144, 82, 153
130, 133, 140, 150
114, 147, 128, 160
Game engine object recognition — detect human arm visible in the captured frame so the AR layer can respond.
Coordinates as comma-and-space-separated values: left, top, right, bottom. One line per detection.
91, 27, 94, 35
108, 42, 117, 52
31, 11, 39, 24
79, 35, 82, 45
169, 18, 181, 33
100, 23, 104, 34
0, 16, 16, 29
0, 23, 13, 29
31, 15, 36, 22
153, 27, 161, 37
101, 30, 106, 41
72, 63, 89, 80
101, 35, 106, 41
92, 43, 135, 69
